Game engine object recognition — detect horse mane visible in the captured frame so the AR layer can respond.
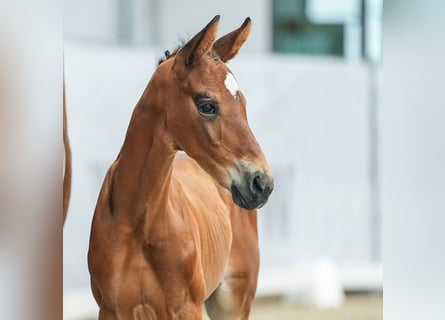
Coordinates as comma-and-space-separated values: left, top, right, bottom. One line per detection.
158, 41, 184, 65
158, 39, 220, 65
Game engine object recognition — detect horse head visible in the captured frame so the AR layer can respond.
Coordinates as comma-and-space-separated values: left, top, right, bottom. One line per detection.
146, 16, 273, 210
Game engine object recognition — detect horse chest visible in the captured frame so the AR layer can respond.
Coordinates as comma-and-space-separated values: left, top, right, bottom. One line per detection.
141, 203, 233, 297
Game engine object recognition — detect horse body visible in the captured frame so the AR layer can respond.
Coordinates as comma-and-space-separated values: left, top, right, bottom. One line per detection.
90, 155, 257, 319
89, 16, 272, 320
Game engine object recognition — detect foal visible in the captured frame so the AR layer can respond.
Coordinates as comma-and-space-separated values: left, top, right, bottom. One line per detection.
88, 16, 273, 320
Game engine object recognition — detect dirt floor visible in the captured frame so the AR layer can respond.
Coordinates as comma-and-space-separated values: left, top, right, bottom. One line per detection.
247, 293, 382, 320
84, 293, 382, 320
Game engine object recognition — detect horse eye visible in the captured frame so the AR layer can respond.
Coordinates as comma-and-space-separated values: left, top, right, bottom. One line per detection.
197, 101, 217, 116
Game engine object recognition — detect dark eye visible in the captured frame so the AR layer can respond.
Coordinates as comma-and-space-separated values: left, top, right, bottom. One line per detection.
197, 101, 218, 116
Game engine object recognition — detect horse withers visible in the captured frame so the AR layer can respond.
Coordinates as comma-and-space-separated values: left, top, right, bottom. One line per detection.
88, 16, 273, 320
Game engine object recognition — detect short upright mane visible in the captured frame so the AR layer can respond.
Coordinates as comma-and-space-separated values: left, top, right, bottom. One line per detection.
158, 42, 184, 65
158, 42, 220, 65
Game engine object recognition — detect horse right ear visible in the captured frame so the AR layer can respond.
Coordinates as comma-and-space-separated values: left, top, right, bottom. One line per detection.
213, 17, 251, 62
174, 15, 220, 72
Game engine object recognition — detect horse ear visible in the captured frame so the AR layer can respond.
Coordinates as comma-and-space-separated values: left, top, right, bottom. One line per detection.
175, 15, 220, 69
213, 17, 251, 62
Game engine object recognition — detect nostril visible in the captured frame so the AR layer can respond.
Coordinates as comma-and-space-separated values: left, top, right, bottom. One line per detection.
252, 175, 265, 194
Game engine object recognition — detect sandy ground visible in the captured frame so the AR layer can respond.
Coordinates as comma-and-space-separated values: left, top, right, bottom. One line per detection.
82, 293, 382, 320
247, 293, 382, 320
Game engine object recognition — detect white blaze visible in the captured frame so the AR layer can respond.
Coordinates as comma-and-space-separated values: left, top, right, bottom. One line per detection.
224, 72, 239, 98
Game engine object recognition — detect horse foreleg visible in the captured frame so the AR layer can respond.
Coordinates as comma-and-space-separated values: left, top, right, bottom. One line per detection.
205, 209, 259, 320
98, 307, 117, 320
91, 281, 118, 320
91, 279, 102, 306
205, 266, 258, 320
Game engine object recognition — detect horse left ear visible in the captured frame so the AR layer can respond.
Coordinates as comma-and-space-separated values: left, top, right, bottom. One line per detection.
174, 15, 220, 70
213, 17, 251, 62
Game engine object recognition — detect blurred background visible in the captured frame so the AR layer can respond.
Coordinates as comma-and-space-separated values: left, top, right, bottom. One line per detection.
63, 0, 383, 319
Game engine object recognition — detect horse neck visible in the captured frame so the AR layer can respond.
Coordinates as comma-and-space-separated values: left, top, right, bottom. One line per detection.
112, 91, 176, 227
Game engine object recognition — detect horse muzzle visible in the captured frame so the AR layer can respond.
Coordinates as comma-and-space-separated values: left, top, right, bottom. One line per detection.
230, 171, 273, 210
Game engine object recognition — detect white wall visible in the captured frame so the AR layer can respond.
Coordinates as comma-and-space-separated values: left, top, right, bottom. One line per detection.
157, 0, 271, 53
382, 1, 445, 319
64, 0, 118, 44
64, 0, 272, 51
131, 0, 158, 46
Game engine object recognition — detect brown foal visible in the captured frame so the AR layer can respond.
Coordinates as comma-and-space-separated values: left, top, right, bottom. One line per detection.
88, 16, 273, 320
